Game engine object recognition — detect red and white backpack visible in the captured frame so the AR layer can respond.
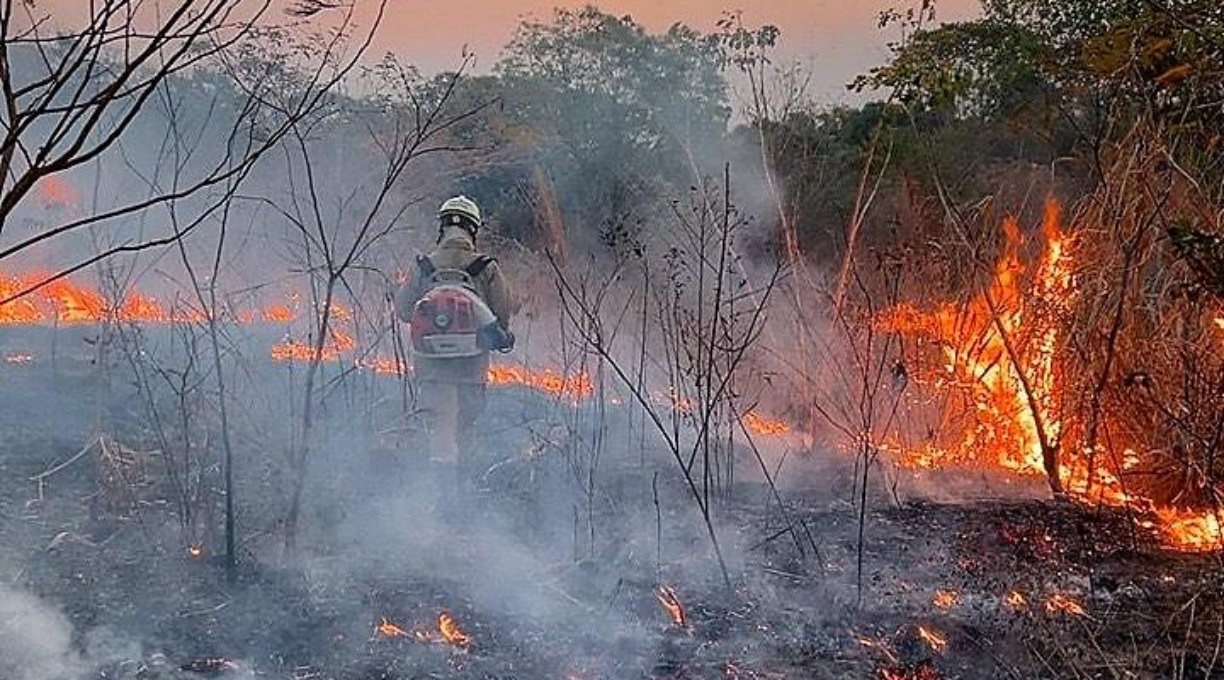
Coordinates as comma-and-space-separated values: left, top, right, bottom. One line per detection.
408, 255, 509, 359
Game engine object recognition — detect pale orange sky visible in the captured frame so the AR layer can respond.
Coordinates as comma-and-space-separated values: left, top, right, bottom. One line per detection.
371, 0, 981, 101
26, 0, 982, 102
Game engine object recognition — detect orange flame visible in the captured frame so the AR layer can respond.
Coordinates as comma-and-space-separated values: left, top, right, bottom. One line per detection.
1153, 508, 1223, 552
0, 271, 792, 439
743, 410, 790, 436
269, 339, 344, 363
187, 543, 204, 559
916, 626, 947, 653
1044, 593, 1086, 617
376, 617, 409, 638
931, 590, 958, 611
1, 273, 207, 325
1004, 590, 1028, 610
656, 585, 688, 628
486, 364, 593, 399
877, 201, 1071, 475
877, 201, 1223, 551
262, 304, 295, 323
881, 662, 943, 680
437, 612, 471, 647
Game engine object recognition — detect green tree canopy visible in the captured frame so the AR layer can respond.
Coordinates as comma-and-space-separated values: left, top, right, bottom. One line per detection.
858, 0, 1224, 125
448, 6, 731, 249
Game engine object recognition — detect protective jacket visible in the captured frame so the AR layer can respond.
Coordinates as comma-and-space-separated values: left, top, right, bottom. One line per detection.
396, 230, 518, 383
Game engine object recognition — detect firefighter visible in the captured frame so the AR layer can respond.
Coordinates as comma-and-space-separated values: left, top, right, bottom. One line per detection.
396, 196, 518, 488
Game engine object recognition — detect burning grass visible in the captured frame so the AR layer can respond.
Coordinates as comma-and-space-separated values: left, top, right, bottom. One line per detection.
1044, 593, 1087, 617
876, 200, 1224, 552
930, 590, 958, 611
0, 272, 804, 432
915, 626, 947, 653
375, 612, 471, 649
655, 584, 688, 628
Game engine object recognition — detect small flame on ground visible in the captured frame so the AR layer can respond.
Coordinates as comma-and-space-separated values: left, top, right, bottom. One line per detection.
916, 626, 947, 653
0, 271, 273, 326
656, 585, 688, 628
1004, 590, 1028, 610
375, 617, 410, 638
931, 590, 958, 611
0, 270, 790, 437
4, 352, 34, 364
438, 611, 471, 647
1044, 593, 1086, 617
743, 410, 790, 436
187, 543, 204, 559
881, 661, 943, 680
857, 634, 899, 664
270, 339, 344, 363
487, 364, 593, 399
263, 304, 295, 323
1156, 506, 1224, 552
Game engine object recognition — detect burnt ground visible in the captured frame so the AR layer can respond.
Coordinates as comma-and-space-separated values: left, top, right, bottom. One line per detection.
1, 331, 1222, 680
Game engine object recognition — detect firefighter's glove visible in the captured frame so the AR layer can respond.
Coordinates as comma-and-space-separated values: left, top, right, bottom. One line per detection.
478, 321, 515, 352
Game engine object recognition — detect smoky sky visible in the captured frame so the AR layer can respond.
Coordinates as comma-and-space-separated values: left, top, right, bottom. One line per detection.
23, 0, 982, 102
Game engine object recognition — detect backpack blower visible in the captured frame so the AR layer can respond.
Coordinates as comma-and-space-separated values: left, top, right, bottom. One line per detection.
408, 255, 513, 359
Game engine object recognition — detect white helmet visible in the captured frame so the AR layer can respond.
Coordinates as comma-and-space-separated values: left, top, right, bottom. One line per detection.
438, 195, 482, 229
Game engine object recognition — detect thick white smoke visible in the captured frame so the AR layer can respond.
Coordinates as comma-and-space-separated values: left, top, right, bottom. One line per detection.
0, 581, 144, 680
0, 583, 83, 680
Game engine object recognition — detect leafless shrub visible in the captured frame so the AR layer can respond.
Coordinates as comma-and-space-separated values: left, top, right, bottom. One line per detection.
549, 169, 781, 587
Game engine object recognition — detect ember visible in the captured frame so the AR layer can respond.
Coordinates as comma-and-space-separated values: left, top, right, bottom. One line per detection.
742, 410, 790, 436
4, 352, 33, 364
375, 617, 410, 638
1004, 590, 1028, 610
1044, 593, 1086, 617
916, 625, 947, 653
931, 589, 958, 611
881, 660, 943, 680
656, 584, 688, 628
262, 304, 296, 323
438, 611, 472, 647
187, 543, 205, 559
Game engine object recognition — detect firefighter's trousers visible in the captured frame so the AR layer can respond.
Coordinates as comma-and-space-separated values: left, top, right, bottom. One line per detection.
419, 380, 487, 468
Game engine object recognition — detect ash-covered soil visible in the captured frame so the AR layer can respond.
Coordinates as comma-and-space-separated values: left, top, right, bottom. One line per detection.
0, 337, 1220, 680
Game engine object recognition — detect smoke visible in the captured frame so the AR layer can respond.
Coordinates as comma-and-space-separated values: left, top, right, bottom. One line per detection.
0, 8, 852, 678
0, 583, 83, 680
0, 582, 139, 680
0, 565, 148, 680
